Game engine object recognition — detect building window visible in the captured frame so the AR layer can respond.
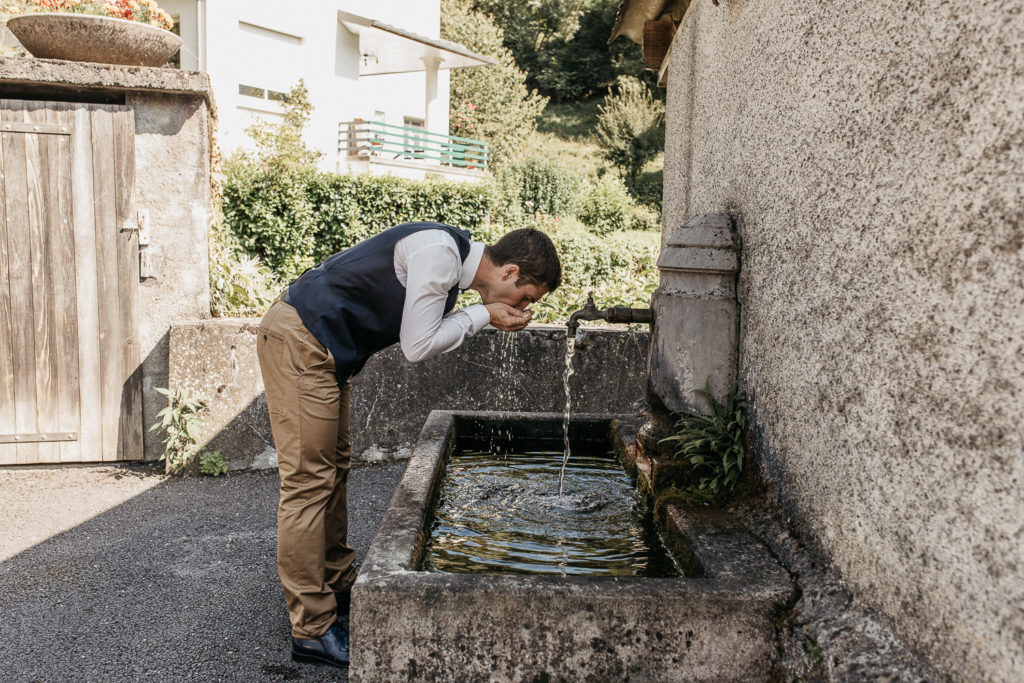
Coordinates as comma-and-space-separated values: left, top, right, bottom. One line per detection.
402, 117, 426, 158
267, 90, 289, 103
239, 84, 265, 98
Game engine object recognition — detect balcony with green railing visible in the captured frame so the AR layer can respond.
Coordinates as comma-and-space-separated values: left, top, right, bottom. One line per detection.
339, 120, 489, 173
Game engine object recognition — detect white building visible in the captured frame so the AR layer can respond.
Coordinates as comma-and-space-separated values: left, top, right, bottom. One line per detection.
161, 0, 492, 180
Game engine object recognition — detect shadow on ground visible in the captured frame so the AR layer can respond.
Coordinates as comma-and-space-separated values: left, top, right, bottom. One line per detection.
0, 462, 405, 682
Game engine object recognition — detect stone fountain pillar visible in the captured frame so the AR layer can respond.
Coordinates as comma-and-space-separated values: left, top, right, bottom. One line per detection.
638, 213, 739, 456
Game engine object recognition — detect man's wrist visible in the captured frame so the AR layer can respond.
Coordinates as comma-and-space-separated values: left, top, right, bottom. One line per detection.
464, 303, 492, 334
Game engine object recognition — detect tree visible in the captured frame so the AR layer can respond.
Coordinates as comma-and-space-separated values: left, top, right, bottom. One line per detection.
472, 0, 655, 102
242, 79, 322, 172
594, 76, 664, 190
472, 0, 588, 93
441, 0, 548, 166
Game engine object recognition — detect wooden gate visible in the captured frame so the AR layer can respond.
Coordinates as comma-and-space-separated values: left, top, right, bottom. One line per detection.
0, 100, 142, 464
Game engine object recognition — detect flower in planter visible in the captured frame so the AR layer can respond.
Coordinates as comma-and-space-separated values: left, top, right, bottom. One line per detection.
26, 0, 173, 30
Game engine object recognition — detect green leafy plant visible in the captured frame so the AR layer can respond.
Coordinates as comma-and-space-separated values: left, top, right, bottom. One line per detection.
150, 387, 208, 475
210, 246, 280, 317
209, 209, 281, 317
578, 173, 634, 236
595, 76, 665, 192
496, 157, 582, 219
241, 79, 322, 173
199, 450, 228, 477
661, 383, 748, 497
630, 203, 661, 232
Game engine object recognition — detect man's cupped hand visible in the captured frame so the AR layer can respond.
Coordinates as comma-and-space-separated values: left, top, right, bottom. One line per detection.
485, 303, 533, 332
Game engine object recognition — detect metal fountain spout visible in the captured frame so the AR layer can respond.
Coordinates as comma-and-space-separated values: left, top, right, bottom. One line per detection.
567, 292, 655, 338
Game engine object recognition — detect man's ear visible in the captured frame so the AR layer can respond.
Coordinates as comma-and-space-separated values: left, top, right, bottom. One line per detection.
503, 264, 520, 281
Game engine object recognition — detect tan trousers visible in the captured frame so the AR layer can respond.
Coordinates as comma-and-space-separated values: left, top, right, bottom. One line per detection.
256, 297, 356, 639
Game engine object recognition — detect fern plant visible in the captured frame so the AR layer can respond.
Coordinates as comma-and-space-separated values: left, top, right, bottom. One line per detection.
150, 387, 208, 475
661, 382, 748, 496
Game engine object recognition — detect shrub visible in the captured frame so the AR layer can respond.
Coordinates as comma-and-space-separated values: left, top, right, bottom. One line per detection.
222, 162, 320, 280
578, 174, 633, 236
307, 173, 496, 260
595, 76, 665, 191
210, 243, 281, 317
631, 167, 664, 212
630, 204, 661, 232
496, 158, 582, 219
199, 450, 228, 477
528, 219, 659, 323
441, 0, 548, 166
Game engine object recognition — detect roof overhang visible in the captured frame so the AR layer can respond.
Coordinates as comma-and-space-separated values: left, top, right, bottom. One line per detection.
609, 0, 691, 45
338, 11, 496, 76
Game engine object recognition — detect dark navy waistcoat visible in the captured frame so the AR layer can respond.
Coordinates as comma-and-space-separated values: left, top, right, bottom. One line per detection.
287, 222, 472, 384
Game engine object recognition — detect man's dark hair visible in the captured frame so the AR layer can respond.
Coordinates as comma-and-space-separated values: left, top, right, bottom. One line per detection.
485, 228, 562, 291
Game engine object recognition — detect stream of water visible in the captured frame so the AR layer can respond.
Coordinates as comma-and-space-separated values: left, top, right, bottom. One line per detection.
557, 333, 576, 495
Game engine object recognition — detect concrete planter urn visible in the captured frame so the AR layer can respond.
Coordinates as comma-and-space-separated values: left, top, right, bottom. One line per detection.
8, 13, 181, 67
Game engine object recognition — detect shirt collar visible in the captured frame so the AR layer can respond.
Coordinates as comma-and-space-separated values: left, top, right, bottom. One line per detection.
459, 242, 484, 291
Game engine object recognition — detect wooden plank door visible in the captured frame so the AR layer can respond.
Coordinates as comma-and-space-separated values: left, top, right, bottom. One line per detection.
0, 100, 141, 464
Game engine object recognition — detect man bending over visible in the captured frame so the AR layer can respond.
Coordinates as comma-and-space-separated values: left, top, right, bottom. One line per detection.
256, 223, 562, 668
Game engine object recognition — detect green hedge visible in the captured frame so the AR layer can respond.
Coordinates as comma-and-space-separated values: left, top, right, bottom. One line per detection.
223, 159, 660, 291
223, 163, 496, 279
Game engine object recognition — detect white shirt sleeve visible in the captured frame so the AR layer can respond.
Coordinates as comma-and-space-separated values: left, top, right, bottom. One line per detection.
395, 231, 491, 363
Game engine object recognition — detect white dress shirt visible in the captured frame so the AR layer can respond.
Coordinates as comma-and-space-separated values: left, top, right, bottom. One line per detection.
393, 229, 491, 362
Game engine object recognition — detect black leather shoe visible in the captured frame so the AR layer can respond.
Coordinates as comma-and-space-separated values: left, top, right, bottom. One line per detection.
291, 623, 350, 668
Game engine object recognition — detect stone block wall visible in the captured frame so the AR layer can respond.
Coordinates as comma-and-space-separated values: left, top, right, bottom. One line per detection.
168, 321, 649, 468
660, 2, 1023, 679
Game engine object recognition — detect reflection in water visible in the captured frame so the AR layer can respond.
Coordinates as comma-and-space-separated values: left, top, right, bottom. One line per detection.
423, 444, 680, 577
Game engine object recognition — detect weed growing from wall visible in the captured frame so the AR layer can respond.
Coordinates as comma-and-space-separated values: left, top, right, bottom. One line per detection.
150, 387, 209, 475
661, 382, 748, 497
199, 450, 228, 477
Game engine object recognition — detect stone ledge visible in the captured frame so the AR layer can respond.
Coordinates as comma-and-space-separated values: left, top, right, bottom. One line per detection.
167, 319, 650, 469
0, 57, 214, 113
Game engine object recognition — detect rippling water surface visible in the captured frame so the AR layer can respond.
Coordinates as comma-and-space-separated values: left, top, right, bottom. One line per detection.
423, 442, 680, 577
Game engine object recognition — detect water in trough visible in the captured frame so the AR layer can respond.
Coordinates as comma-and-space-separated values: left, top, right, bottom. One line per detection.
422, 434, 679, 577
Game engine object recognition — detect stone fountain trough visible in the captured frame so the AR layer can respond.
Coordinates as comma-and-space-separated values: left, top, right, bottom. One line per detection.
349, 411, 792, 681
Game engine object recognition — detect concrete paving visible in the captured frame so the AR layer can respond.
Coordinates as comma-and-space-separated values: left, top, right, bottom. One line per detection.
0, 462, 405, 682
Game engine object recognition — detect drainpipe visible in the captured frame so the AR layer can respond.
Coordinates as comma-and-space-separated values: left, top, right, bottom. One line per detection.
638, 213, 739, 456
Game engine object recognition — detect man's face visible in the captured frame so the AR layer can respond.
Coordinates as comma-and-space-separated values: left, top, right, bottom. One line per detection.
484, 264, 548, 311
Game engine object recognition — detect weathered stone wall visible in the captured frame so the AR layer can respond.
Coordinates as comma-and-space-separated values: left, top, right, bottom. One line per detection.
131, 90, 211, 460
661, 2, 1023, 680
168, 321, 649, 468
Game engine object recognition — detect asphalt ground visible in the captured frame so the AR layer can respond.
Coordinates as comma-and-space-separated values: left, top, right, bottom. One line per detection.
0, 462, 406, 682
